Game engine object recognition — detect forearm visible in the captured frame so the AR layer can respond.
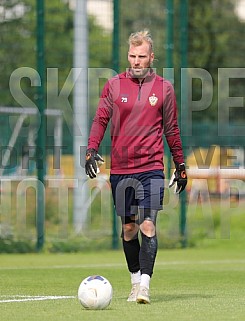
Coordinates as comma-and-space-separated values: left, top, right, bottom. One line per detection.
87, 117, 108, 151
166, 134, 184, 165
163, 81, 185, 165
88, 82, 112, 151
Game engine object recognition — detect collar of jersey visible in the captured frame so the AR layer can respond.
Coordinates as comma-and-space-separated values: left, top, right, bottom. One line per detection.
126, 68, 155, 84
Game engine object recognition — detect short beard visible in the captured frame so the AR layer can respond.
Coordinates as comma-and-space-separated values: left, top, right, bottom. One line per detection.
131, 67, 151, 79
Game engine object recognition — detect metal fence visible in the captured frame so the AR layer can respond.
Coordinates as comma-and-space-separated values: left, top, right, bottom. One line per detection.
0, 0, 244, 153
0, 0, 244, 249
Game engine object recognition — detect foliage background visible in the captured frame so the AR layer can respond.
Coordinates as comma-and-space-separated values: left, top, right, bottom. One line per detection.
0, 0, 244, 120
0, 0, 244, 251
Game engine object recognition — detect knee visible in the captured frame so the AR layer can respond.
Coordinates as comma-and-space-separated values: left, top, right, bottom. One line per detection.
140, 219, 156, 237
122, 223, 139, 241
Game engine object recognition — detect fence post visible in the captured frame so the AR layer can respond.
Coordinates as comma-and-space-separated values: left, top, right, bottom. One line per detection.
165, 0, 174, 179
111, 0, 120, 250
36, 0, 46, 251
179, 0, 188, 248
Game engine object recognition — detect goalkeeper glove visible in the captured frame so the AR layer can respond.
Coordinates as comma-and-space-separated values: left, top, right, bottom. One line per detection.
169, 163, 187, 194
85, 148, 104, 179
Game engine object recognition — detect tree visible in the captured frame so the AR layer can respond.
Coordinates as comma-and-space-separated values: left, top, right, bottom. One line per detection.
0, 0, 111, 107
0, 0, 113, 156
119, 0, 244, 122
188, 0, 245, 122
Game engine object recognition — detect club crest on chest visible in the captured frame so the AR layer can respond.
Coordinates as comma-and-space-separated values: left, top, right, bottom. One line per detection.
149, 93, 158, 106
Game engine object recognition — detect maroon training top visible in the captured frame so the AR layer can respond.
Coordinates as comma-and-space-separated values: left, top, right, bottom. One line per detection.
88, 69, 184, 174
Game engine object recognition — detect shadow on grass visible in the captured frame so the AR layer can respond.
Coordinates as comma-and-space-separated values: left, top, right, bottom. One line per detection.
153, 293, 213, 303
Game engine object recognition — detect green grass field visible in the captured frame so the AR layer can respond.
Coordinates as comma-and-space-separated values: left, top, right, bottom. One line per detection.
1, 246, 244, 321
1, 192, 244, 320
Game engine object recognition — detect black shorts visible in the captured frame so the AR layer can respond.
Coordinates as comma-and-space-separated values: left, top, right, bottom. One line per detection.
110, 170, 164, 216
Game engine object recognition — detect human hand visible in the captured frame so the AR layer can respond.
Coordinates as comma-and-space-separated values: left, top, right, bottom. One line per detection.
85, 148, 104, 179
169, 163, 187, 194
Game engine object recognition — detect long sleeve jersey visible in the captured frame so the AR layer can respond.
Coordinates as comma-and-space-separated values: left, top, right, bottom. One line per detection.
87, 69, 184, 174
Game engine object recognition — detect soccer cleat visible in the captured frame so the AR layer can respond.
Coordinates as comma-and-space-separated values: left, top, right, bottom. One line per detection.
136, 286, 150, 304
127, 283, 140, 302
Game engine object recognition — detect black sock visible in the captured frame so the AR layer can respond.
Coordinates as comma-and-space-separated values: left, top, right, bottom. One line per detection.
139, 233, 158, 277
122, 238, 140, 273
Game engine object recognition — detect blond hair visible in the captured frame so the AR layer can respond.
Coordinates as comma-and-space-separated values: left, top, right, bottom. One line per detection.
128, 29, 153, 52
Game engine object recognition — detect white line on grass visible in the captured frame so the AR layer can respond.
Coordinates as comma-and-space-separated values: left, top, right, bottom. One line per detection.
0, 259, 245, 270
0, 295, 76, 303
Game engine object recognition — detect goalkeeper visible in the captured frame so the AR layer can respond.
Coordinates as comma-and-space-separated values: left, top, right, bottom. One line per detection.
85, 29, 187, 304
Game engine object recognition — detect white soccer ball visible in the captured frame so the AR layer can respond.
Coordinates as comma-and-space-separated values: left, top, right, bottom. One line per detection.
78, 275, 113, 310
